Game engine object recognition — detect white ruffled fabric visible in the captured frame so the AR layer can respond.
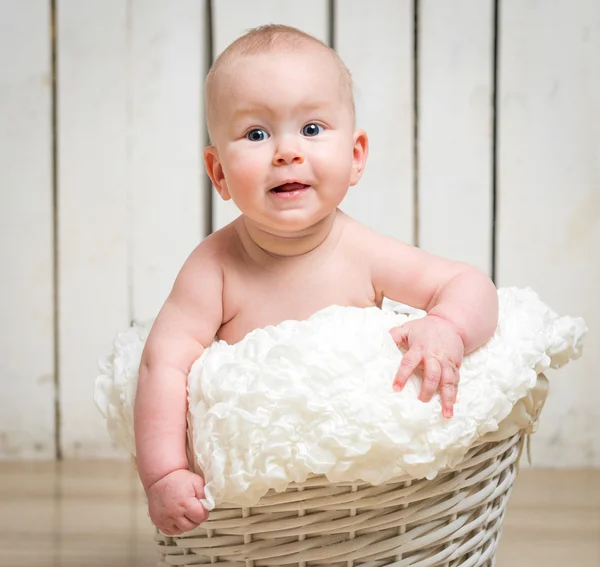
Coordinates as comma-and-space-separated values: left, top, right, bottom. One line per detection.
94, 287, 586, 510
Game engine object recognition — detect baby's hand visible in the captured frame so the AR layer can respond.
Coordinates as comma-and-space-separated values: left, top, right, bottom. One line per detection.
390, 315, 464, 418
146, 469, 208, 535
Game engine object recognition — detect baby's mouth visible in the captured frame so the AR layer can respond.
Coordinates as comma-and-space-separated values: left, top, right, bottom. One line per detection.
270, 183, 309, 193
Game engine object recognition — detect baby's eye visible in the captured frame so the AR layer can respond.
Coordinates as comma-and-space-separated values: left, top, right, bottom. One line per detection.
246, 128, 269, 142
301, 123, 324, 137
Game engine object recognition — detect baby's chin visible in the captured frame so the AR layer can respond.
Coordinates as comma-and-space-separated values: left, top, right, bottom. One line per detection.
259, 209, 337, 235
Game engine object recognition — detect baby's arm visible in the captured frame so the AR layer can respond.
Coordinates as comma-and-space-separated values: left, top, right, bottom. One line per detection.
368, 230, 498, 416
134, 241, 223, 534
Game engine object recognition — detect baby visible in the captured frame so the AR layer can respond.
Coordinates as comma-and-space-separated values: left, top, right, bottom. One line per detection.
134, 25, 499, 536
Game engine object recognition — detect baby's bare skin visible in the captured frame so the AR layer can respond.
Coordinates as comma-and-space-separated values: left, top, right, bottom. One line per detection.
217, 212, 378, 344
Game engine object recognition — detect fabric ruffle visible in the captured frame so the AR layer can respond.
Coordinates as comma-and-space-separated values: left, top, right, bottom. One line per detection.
94, 287, 586, 510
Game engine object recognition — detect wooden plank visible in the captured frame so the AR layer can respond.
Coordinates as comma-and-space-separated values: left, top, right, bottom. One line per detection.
57, 0, 130, 458
211, 0, 329, 230
497, 0, 600, 467
129, 1, 207, 322
335, 0, 414, 243
418, 0, 494, 273
497, 469, 600, 566
0, 0, 55, 459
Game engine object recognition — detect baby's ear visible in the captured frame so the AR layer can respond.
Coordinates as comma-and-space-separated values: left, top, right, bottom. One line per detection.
350, 129, 369, 186
203, 146, 230, 200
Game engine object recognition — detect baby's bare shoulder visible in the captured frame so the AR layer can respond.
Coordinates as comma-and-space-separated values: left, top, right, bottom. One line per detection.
146, 224, 240, 355
341, 213, 410, 253
172, 224, 239, 305
341, 214, 472, 309
184, 223, 238, 270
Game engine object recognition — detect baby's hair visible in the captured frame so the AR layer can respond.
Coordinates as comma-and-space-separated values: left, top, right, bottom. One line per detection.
205, 24, 355, 139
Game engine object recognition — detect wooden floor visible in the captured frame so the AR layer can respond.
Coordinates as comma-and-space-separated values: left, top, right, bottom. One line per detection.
0, 462, 598, 567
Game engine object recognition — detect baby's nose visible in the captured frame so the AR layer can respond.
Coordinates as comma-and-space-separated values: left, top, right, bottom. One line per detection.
273, 140, 304, 166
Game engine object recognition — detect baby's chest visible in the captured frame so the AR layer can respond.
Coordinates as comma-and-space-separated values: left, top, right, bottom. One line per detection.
217, 263, 378, 344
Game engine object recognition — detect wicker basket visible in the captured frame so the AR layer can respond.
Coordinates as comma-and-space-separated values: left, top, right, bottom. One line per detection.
155, 432, 523, 567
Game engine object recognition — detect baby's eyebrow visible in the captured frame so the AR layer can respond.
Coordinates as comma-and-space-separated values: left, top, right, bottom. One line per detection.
231, 101, 333, 121
230, 107, 264, 121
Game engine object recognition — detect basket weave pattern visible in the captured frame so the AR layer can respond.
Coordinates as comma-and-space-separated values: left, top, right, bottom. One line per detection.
155, 433, 522, 566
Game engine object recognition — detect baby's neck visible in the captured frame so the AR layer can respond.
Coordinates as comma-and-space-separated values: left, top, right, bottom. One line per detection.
236, 210, 345, 263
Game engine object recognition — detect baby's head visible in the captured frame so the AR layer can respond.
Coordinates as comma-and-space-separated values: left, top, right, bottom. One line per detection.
204, 25, 368, 234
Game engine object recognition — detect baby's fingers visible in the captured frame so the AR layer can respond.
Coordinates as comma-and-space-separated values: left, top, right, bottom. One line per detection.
157, 516, 184, 536
175, 515, 200, 534
159, 525, 181, 536
184, 497, 208, 525
440, 364, 459, 418
393, 349, 422, 391
419, 357, 441, 402
389, 325, 409, 347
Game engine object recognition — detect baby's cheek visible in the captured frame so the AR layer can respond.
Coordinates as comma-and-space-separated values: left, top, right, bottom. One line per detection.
227, 152, 265, 189
322, 138, 354, 169
318, 148, 354, 187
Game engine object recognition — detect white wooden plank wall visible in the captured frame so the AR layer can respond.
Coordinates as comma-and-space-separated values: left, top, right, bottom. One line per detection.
497, 0, 600, 467
57, 0, 131, 458
335, 0, 414, 243
0, 1, 597, 467
0, 0, 55, 459
418, 0, 494, 275
129, 1, 207, 324
57, 0, 207, 458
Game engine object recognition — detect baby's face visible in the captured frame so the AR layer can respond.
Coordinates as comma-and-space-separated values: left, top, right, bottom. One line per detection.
205, 47, 366, 234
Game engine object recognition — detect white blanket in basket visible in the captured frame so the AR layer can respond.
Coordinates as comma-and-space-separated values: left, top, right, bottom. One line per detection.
94, 287, 586, 510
